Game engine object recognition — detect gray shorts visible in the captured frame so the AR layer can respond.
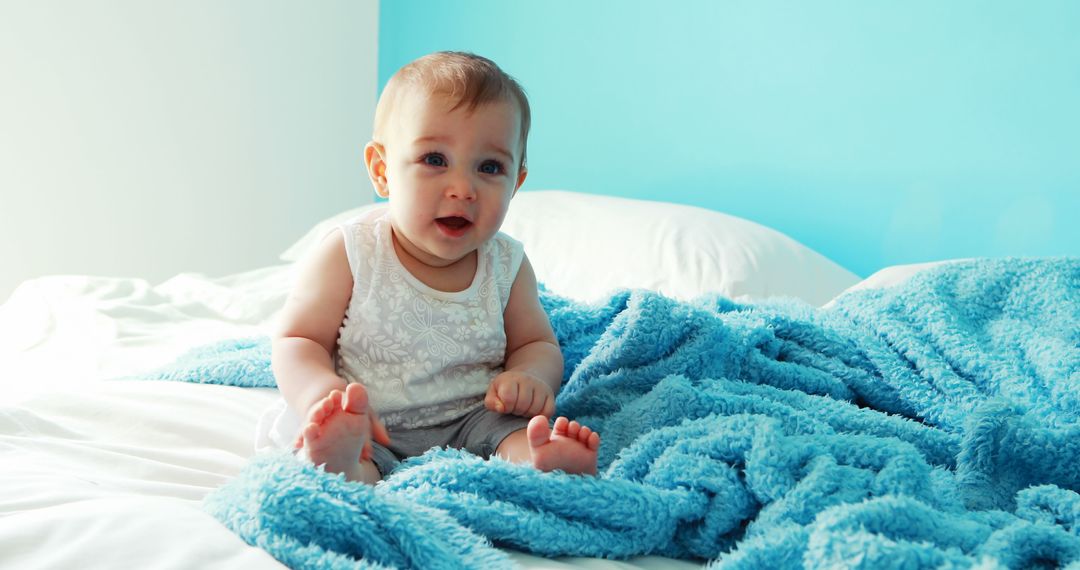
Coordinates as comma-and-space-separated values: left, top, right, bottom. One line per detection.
367, 404, 530, 477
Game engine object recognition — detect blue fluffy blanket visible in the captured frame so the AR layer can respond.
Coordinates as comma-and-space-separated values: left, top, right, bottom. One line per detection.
153, 258, 1080, 569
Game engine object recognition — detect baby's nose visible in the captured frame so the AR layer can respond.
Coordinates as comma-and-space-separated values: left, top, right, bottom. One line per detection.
445, 175, 477, 201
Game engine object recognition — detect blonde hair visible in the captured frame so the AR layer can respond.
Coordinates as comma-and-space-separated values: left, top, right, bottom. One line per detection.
373, 51, 531, 170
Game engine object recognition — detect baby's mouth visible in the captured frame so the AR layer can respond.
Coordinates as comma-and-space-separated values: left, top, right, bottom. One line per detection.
436, 215, 470, 226
435, 216, 472, 236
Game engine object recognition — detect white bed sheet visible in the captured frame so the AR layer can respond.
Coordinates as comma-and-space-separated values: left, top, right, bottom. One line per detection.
0, 266, 700, 569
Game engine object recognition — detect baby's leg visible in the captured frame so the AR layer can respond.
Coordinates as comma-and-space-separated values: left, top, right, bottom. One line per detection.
298, 383, 381, 484
496, 416, 600, 476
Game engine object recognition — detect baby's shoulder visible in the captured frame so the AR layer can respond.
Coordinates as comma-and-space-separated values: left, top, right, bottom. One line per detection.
487, 231, 526, 280
341, 205, 389, 230
489, 230, 524, 253
337, 206, 389, 244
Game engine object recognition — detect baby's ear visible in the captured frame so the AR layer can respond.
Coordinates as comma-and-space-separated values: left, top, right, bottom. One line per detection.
364, 141, 389, 197
513, 166, 528, 195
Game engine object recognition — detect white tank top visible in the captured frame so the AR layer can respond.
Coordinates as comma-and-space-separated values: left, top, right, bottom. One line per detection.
334, 209, 524, 429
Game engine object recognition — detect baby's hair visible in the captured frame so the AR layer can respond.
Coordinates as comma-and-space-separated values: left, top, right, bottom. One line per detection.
374, 51, 531, 170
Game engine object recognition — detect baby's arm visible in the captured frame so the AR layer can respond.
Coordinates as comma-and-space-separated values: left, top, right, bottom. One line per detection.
272, 229, 388, 446
485, 255, 564, 418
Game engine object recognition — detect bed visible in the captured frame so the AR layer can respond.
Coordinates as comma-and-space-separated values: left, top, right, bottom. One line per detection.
5, 191, 1074, 569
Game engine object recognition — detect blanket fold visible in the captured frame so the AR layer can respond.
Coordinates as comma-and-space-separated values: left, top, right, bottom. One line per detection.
149, 257, 1080, 569
203, 450, 515, 570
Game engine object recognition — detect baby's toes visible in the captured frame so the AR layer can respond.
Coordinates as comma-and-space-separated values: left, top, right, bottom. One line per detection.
578, 426, 593, 444
343, 383, 369, 413
302, 422, 321, 444
567, 420, 581, 439
552, 416, 570, 436
587, 432, 601, 451
311, 398, 334, 423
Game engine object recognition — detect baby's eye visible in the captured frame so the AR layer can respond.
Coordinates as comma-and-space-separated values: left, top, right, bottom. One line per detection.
479, 160, 505, 175
422, 153, 447, 167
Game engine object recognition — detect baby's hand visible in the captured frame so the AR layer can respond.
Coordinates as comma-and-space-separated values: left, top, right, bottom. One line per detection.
484, 371, 556, 418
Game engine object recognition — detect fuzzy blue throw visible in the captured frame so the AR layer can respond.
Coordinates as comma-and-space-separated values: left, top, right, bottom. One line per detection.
154, 258, 1080, 569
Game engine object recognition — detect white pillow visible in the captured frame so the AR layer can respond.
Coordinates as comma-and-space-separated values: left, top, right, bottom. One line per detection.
821, 259, 963, 308
279, 203, 385, 263
280, 190, 860, 306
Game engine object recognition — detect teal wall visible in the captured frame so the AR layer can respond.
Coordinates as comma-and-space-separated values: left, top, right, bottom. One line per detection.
379, 1, 1079, 276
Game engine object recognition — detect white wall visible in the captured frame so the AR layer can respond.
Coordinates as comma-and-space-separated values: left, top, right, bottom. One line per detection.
0, 0, 378, 302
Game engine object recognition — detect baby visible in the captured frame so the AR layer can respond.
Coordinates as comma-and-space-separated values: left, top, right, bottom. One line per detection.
266, 51, 600, 484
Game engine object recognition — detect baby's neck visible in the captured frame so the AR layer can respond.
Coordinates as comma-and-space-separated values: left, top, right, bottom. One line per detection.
390, 231, 478, 293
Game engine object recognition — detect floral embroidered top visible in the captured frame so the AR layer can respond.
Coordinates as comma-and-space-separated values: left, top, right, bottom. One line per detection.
334, 209, 524, 429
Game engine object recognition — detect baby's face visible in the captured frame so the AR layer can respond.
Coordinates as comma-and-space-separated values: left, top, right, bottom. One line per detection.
378, 91, 525, 268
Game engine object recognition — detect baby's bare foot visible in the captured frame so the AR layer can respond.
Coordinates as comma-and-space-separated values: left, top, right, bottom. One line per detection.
300, 383, 372, 479
527, 416, 600, 476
